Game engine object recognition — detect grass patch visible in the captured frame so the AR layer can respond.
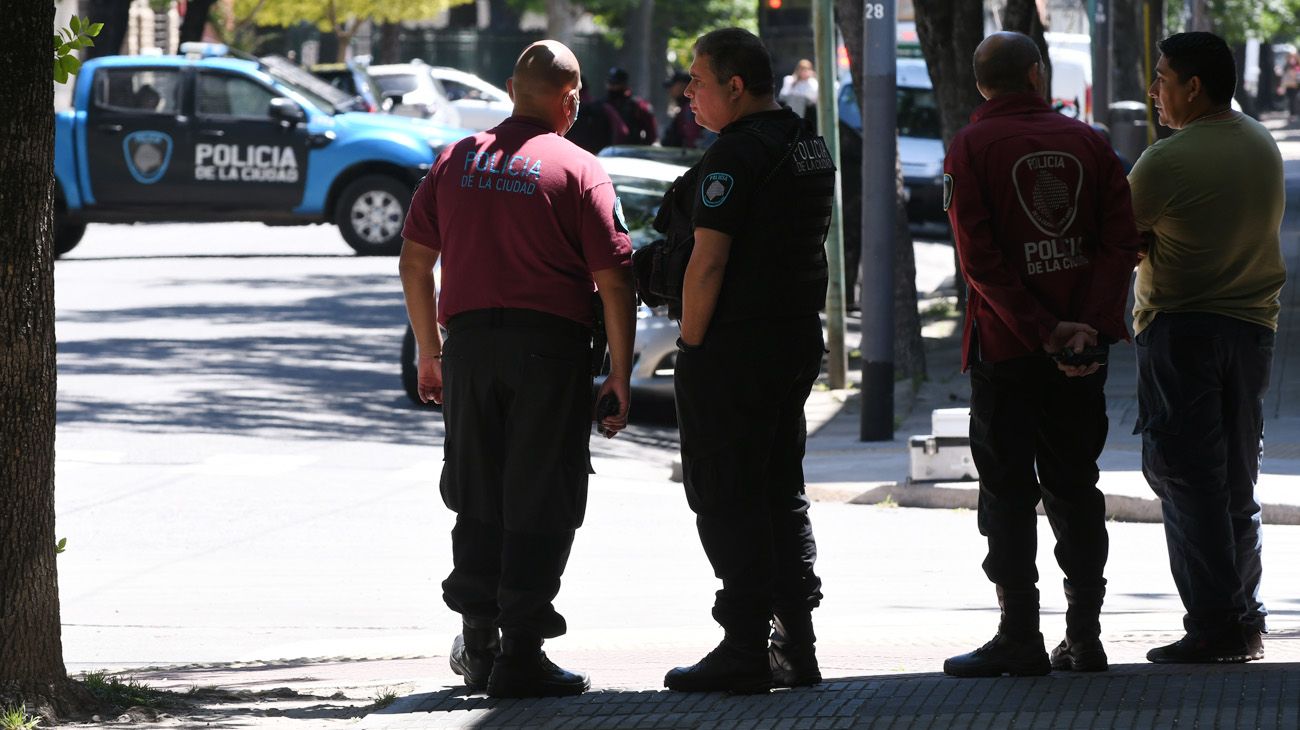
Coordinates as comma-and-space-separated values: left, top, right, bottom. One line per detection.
919, 297, 958, 321
81, 671, 164, 709
372, 687, 399, 710
0, 705, 40, 730
878, 494, 899, 509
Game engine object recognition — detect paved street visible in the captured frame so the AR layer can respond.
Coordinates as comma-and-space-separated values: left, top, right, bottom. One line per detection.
47, 117, 1300, 727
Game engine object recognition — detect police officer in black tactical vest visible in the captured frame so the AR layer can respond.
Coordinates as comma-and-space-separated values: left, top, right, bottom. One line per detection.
662, 27, 836, 694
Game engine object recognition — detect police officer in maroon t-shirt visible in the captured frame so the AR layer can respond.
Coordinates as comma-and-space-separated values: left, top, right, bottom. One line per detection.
941, 32, 1140, 679
398, 40, 636, 699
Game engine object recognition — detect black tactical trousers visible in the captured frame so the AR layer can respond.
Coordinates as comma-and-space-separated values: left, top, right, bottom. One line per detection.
969, 353, 1110, 596
1136, 312, 1273, 635
438, 308, 593, 639
674, 316, 825, 647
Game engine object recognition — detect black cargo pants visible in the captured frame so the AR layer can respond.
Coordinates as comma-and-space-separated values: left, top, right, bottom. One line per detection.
968, 353, 1110, 596
438, 308, 593, 640
674, 315, 825, 647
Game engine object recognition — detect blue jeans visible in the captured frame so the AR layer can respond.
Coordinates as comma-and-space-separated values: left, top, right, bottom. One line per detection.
1135, 312, 1275, 634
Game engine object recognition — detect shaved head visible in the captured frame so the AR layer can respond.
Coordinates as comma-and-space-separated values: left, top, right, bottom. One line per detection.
511, 41, 581, 100
974, 31, 1042, 96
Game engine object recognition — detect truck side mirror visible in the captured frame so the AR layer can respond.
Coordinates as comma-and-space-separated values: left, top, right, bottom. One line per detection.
269, 97, 306, 126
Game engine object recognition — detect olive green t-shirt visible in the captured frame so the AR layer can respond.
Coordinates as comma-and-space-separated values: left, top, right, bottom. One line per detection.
1127, 112, 1287, 334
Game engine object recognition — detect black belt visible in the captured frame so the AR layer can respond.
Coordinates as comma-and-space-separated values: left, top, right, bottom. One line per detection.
447, 307, 591, 340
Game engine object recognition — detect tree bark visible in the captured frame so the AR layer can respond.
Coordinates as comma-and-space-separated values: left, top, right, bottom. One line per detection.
178, 0, 218, 50
914, 0, 983, 344
1001, 0, 1052, 101
546, 0, 576, 47
835, 0, 927, 382
0, 2, 91, 721
377, 21, 401, 64
1112, 0, 1149, 103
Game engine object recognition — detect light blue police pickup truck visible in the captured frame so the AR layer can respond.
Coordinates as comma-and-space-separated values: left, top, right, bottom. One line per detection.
54, 43, 469, 256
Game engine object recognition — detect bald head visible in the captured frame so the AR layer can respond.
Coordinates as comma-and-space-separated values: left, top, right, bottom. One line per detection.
974, 32, 1042, 97
511, 41, 580, 101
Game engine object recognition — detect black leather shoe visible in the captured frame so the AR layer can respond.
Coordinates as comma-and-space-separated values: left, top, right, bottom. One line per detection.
770, 616, 821, 688
1049, 638, 1108, 672
943, 632, 1050, 678
665, 641, 773, 694
1147, 629, 1262, 664
449, 621, 499, 691
486, 649, 589, 698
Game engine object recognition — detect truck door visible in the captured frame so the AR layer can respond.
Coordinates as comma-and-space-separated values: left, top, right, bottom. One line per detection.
84, 66, 192, 208
192, 70, 309, 213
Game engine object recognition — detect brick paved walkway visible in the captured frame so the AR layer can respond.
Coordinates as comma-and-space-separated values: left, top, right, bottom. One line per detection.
364, 663, 1300, 729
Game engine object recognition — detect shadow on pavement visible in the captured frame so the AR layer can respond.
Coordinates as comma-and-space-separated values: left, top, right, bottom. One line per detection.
373, 663, 1300, 729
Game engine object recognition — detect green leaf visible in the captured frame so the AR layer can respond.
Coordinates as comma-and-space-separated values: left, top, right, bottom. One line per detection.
83, 37, 96, 48
58, 42, 73, 56
56, 537, 68, 554
88, 22, 104, 37
54, 65, 69, 84
70, 14, 81, 33
54, 33, 62, 48
62, 55, 81, 75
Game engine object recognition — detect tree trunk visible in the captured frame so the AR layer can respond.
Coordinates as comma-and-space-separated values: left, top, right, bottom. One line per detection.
488, 0, 522, 31
546, 0, 576, 47
1112, 0, 1149, 103
914, 0, 983, 339
1001, 0, 1052, 102
178, 0, 218, 50
377, 21, 401, 64
84, 0, 132, 58
624, 1, 654, 102
0, 3, 91, 722
835, 0, 927, 382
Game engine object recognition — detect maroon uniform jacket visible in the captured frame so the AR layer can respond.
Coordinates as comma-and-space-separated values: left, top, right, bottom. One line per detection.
944, 93, 1141, 371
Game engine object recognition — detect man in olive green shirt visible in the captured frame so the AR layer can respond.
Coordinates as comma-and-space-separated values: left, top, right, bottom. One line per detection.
1127, 31, 1287, 665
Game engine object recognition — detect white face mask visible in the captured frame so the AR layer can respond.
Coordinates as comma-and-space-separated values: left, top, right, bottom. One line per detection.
564, 89, 580, 134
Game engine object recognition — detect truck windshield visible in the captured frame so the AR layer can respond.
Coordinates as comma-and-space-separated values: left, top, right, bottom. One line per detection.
260, 55, 354, 114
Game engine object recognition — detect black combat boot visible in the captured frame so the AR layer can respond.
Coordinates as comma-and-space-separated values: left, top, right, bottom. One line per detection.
1050, 580, 1108, 672
664, 636, 773, 694
1147, 624, 1262, 664
448, 617, 499, 691
944, 586, 1050, 678
486, 634, 590, 698
770, 613, 821, 687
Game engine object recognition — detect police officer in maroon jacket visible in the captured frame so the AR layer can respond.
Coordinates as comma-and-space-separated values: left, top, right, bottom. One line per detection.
940, 32, 1140, 678
399, 40, 636, 698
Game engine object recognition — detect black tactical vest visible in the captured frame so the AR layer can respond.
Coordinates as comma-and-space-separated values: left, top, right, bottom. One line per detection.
710, 116, 835, 325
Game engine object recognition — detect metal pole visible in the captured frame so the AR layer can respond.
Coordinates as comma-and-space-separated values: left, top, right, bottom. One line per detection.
860, 0, 895, 441
814, 0, 847, 390
1093, 0, 1111, 128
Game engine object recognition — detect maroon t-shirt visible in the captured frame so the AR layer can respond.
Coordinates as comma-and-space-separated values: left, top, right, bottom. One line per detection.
402, 116, 632, 327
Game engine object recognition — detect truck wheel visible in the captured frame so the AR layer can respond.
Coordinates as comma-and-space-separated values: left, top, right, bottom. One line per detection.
53, 208, 86, 258
401, 324, 439, 409
337, 175, 409, 256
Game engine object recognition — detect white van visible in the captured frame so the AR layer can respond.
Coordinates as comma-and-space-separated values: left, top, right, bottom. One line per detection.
1048, 46, 1093, 123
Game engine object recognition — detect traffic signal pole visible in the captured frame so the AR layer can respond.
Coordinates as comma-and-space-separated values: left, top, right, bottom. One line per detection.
814, 0, 847, 390
860, 0, 895, 441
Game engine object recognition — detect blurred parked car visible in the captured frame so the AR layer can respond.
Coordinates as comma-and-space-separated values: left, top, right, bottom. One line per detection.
425, 65, 513, 131
311, 56, 388, 113
839, 58, 948, 235
369, 62, 462, 128
400, 153, 687, 405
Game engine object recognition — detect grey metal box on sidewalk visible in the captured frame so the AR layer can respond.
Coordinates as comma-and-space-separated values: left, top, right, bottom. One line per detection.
909, 408, 978, 483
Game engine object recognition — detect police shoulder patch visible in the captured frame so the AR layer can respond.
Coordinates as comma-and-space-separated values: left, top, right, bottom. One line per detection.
613, 196, 629, 233
942, 173, 954, 212
700, 172, 735, 208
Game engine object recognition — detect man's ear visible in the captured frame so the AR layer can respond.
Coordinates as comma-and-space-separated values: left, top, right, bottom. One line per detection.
729, 75, 745, 100
1186, 74, 1202, 102
506, 78, 515, 103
